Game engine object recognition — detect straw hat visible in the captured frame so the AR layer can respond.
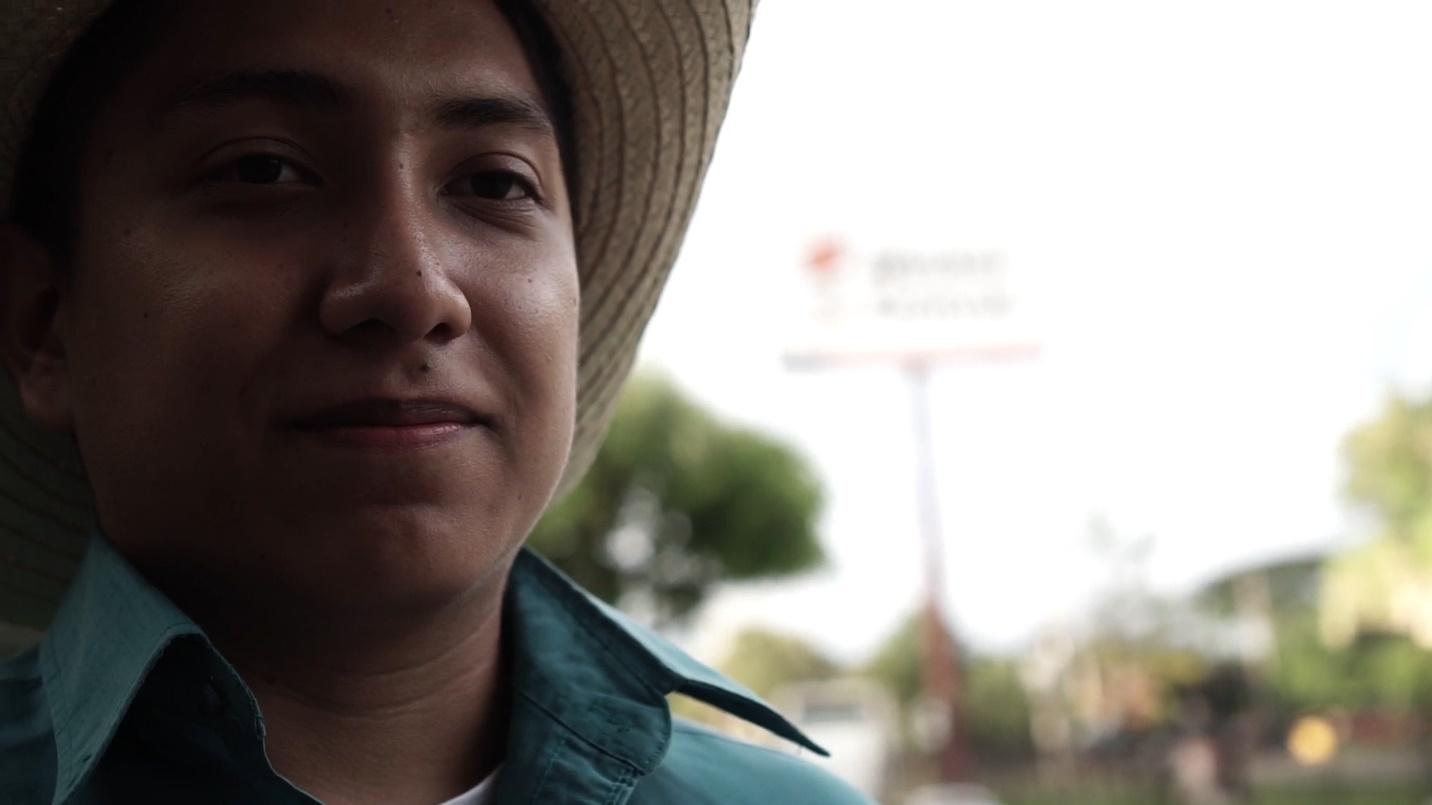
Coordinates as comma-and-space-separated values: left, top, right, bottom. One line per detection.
0, 0, 754, 630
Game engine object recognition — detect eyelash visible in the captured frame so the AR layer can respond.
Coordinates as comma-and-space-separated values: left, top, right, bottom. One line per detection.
206, 154, 314, 186
202, 154, 545, 207
450, 169, 543, 205
214, 150, 538, 190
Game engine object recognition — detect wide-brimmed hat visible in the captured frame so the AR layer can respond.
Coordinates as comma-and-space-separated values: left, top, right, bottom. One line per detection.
0, 0, 753, 631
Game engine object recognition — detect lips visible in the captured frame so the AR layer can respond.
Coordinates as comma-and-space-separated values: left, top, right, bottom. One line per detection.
285, 399, 483, 452
289, 398, 483, 430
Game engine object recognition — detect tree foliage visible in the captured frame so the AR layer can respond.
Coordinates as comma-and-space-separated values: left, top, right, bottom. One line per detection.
964, 659, 1035, 758
861, 611, 1033, 758
1343, 393, 1432, 559
1227, 393, 1432, 710
719, 628, 839, 699
530, 374, 825, 626
1324, 392, 1432, 645
863, 612, 930, 709
1269, 612, 1432, 715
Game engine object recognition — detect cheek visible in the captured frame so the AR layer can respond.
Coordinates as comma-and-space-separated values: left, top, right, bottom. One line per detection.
64, 230, 293, 451
482, 248, 579, 451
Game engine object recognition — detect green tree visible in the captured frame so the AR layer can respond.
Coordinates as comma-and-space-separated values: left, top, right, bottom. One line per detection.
964, 659, 1034, 758
719, 628, 839, 699
1269, 611, 1432, 715
1343, 393, 1432, 559
863, 612, 926, 709
861, 612, 1033, 758
1253, 392, 1432, 710
530, 374, 824, 626
1323, 392, 1432, 646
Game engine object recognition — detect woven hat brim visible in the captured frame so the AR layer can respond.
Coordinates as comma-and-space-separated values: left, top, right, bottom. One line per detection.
0, 0, 753, 629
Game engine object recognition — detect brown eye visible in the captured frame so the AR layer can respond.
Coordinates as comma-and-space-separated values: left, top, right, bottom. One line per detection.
464, 171, 532, 200
216, 154, 306, 185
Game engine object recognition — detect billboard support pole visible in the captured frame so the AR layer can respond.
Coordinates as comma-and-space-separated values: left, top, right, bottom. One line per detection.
786, 238, 1038, 786
908, 360, 969, 783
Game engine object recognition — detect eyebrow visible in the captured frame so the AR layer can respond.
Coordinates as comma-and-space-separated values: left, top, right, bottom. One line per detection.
155, 68, 555, 137
431, 95, 555, 136
160, 70, 351, 118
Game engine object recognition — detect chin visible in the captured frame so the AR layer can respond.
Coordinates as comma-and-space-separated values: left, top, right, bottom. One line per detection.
258, 506, 521, 620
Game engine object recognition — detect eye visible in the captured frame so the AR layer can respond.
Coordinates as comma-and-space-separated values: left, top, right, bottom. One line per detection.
456, 170, 536, 201
212, 154, 309, 185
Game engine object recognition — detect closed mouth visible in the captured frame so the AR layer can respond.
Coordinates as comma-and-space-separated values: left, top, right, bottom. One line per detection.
288, 398, 488, 430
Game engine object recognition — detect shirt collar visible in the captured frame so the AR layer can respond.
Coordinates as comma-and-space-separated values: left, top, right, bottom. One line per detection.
39, 534, 204, 804
38, 534, 823, 801
504, 549, 825, 766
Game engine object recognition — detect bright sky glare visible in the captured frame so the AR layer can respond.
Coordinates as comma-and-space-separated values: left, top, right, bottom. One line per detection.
637, 0, 1432, 661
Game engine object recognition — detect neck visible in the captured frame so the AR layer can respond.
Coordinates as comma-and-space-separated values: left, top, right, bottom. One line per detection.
203, 577, 511, 805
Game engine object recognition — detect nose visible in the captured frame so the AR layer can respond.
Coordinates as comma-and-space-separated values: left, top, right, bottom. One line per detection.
318, 186, 473, 347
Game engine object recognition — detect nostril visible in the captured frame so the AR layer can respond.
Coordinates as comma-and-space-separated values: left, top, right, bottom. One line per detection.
353, 318, 389, 338
427, 321, 458, 342
327, 318, 396, 349
318, 255, 471, 342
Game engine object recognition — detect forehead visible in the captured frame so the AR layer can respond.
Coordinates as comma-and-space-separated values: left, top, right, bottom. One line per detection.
130, 0, 542, 118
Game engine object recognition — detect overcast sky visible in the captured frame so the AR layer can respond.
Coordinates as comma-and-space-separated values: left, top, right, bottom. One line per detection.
635, 0, 1432, 661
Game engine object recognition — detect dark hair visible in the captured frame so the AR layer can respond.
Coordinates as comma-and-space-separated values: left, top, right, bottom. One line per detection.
9, 2, 179, 271
10, 1, 577, 269
497, 0, 579, 207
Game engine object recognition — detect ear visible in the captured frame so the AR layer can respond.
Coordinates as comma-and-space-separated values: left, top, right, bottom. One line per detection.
0, 222, 74, 432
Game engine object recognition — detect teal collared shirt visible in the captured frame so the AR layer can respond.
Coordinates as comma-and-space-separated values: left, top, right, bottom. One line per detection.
0, 536, 869, 804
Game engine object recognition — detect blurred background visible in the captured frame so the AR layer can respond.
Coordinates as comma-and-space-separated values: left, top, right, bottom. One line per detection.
531, 1, 1432, 803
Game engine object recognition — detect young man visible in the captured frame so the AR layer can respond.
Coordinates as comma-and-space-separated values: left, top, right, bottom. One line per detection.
0, 2, 869, 803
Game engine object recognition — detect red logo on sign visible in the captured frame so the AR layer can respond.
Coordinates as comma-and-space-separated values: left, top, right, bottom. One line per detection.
805, 237, 845, 277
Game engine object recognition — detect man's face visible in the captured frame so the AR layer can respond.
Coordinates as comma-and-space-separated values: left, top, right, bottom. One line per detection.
32, 0, 579, 617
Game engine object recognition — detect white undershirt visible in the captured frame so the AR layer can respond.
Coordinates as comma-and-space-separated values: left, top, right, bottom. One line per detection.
434, 766, 501, 805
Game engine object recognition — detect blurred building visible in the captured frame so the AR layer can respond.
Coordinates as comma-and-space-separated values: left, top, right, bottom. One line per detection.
1194, 553, 1322, 662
